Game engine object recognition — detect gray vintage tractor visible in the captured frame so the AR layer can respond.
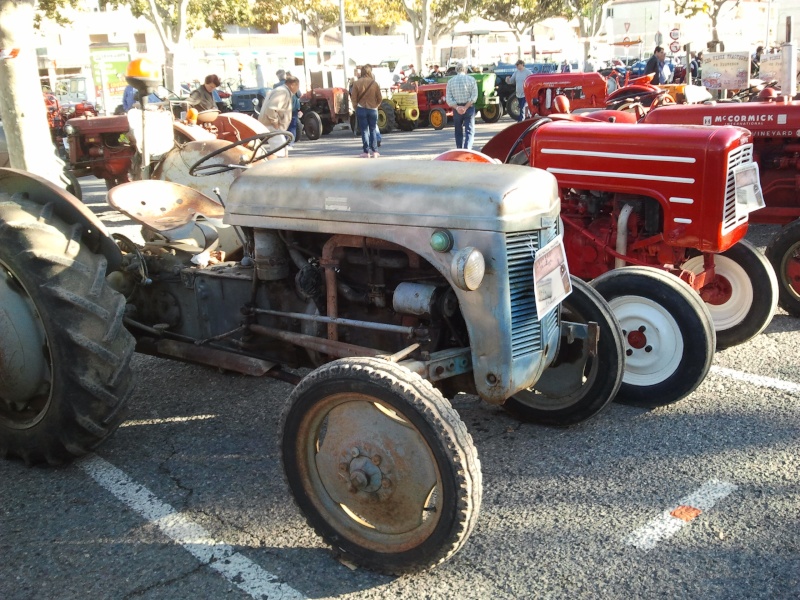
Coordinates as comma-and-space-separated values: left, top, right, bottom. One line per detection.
0, 137, 624, 573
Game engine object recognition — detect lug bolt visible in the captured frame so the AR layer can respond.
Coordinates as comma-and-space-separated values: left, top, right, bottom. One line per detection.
645, 345, 653, 353
638, 325, 646, 332
381, 478, 391, 489
350, 447, 359, 458
350, 470, 368, 490
372, 455, 381, 466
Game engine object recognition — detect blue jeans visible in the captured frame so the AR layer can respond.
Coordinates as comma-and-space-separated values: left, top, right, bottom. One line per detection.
516, 96, 527, 122
288, 113, 298, 144
356, 106, 378, 153
453, 106, 475, 150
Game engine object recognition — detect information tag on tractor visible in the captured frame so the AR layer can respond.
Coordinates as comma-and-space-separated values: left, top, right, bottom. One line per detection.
733, 162, 765, 217
533, 236, 572, 319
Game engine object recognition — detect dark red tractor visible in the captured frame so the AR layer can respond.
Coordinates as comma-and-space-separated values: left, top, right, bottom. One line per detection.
643, 94, 800, 317
463, 114, 777, 409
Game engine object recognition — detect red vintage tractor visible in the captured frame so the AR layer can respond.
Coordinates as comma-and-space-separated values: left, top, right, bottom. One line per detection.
300, 87, 352, 140
472, 116, 776, 408
642, 95, 800, 317
63, 109, 268, 189
524, 71, 674, 118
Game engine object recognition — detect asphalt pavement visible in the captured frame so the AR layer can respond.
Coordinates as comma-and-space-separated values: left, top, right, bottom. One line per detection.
1, 115, 798, 600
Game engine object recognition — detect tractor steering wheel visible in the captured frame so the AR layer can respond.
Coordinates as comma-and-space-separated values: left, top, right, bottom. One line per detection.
505, 117, 552, 165
188, 131, 294, 177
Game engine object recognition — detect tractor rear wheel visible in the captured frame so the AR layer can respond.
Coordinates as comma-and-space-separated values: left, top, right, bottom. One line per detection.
378, 100, 396, 134
0, 195, 134, 465
680, 240, 777, 348
429, 108, 447, 130
282, 357, 481, 574
765, 218, 800, 317
480, 104, 502, 123
591, 267, 715, 408
502, 277, 623, 425
303, 111, 323, 141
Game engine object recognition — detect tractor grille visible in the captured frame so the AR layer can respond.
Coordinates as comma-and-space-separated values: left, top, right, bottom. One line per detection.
721, 143, 754, 235
506, 225, 559, 359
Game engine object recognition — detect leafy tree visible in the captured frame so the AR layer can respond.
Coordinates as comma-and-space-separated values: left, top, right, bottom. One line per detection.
483, 0, 561, 60
559, 0, 606, 65
252, 0, 362, 66
107, 0, 253, 89
427, 0, 474, 69
671, 0, 740, 51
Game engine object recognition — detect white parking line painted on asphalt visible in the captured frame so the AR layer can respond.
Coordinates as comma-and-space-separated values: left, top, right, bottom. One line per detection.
78, 455, 305, 600
119, 414, 218, 427
626, 479, 737, 551
710, 366, 800, 394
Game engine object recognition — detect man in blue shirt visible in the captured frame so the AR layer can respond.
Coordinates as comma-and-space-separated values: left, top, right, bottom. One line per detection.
445, 63, 478, 150
506, 60, 533, 121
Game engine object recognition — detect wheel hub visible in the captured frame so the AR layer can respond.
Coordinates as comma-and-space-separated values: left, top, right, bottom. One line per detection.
699, 275, 733, 306
344, 452, 385, 493
625, 326, 649, 351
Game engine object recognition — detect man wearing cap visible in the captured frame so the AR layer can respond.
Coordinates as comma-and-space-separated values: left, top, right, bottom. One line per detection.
187, 74, 220, 111
445, 62, 478, 150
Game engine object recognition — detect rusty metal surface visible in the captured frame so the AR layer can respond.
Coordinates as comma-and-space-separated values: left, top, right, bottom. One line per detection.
249, 324, 383, 359
296, 392, 442, 552
107, 179, 224, 235
155, 339, 276, 376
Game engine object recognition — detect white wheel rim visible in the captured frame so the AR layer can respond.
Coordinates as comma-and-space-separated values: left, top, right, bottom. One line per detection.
682, 254, 752, 331
609, 295, 683, 386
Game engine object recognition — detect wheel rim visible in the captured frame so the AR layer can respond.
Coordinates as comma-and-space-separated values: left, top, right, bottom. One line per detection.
483, 105, 498, 119
294, 392, 443, 553
682, 254, 753, 331
608, 295, 683, 386
0, 261, 53, 429
378, 110, 388, 129
779, 240, 800, 302
430, 111, 443, 128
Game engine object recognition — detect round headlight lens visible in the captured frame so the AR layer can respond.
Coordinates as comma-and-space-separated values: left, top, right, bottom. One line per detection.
451, 247, 485, 291
64, 124, 76, 136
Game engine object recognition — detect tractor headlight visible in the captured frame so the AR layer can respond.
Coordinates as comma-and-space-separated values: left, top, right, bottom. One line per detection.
64, 124, 76, 136
451, 247, 485, 291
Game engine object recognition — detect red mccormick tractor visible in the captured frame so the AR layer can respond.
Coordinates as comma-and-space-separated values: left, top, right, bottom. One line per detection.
300, 87, 352, 140
1, 154, 625, 573
479, 117, 777, 408
643, 97, 800, 316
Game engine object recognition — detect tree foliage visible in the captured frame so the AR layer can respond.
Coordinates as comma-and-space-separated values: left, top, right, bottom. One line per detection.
671, 0, 740, 46
483, 0, 561, 58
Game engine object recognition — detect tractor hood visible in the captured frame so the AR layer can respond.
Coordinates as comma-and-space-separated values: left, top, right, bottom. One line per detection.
225, 157, 559, 232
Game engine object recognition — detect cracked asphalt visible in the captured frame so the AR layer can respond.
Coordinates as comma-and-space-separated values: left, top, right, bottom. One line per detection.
1, 118, 799, 599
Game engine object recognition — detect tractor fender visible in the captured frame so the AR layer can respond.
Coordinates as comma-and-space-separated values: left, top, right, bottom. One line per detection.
0, 168, 121, 271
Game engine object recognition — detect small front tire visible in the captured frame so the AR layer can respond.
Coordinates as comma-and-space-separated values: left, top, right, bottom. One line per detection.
765, 218, 800, 317
591, 267, 715, 408
281, 357, 481, 574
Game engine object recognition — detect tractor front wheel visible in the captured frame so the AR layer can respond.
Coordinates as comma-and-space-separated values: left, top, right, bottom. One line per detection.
680, 240, 777, 348
506, 96, 521, 121
303, 111, 323, 141
765, 218, 800, 317
591, 267, 715, 408
429, 108, 447, 130
281, 357, 481, 574
0, 195, 134, 465
502, 277, 624, 425
480, 104, 502, 123
378, 100, 397, 134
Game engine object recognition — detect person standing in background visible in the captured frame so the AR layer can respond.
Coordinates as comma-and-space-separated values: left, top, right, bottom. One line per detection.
349, 64, 383, 158
258, 75, 299, 157
445, 62, 478, 150
506, 60, 532, 122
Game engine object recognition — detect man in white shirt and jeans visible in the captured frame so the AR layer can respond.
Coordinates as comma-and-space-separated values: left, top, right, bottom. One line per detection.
506, 60, 532, 121
445, 63, 479, 150
258, 75, 300, 157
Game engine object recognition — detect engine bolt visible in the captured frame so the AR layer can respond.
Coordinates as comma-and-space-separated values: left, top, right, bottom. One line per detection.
372, 455, 381, 466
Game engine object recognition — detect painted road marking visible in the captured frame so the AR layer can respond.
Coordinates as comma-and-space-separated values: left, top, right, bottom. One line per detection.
79, 455, 305, 600
119, 414, 218, 427
711, 366, 800, 394
626, 479, 737, 551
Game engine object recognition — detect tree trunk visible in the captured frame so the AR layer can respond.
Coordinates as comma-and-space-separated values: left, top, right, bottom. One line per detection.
0, 0, 66, 188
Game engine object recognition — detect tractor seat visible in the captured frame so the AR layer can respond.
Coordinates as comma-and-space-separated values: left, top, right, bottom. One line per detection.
107, 180, 224, 249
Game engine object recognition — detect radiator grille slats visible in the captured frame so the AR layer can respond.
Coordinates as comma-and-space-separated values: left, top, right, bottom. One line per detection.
506, 226, 559, 359
721, 144, 753, 235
